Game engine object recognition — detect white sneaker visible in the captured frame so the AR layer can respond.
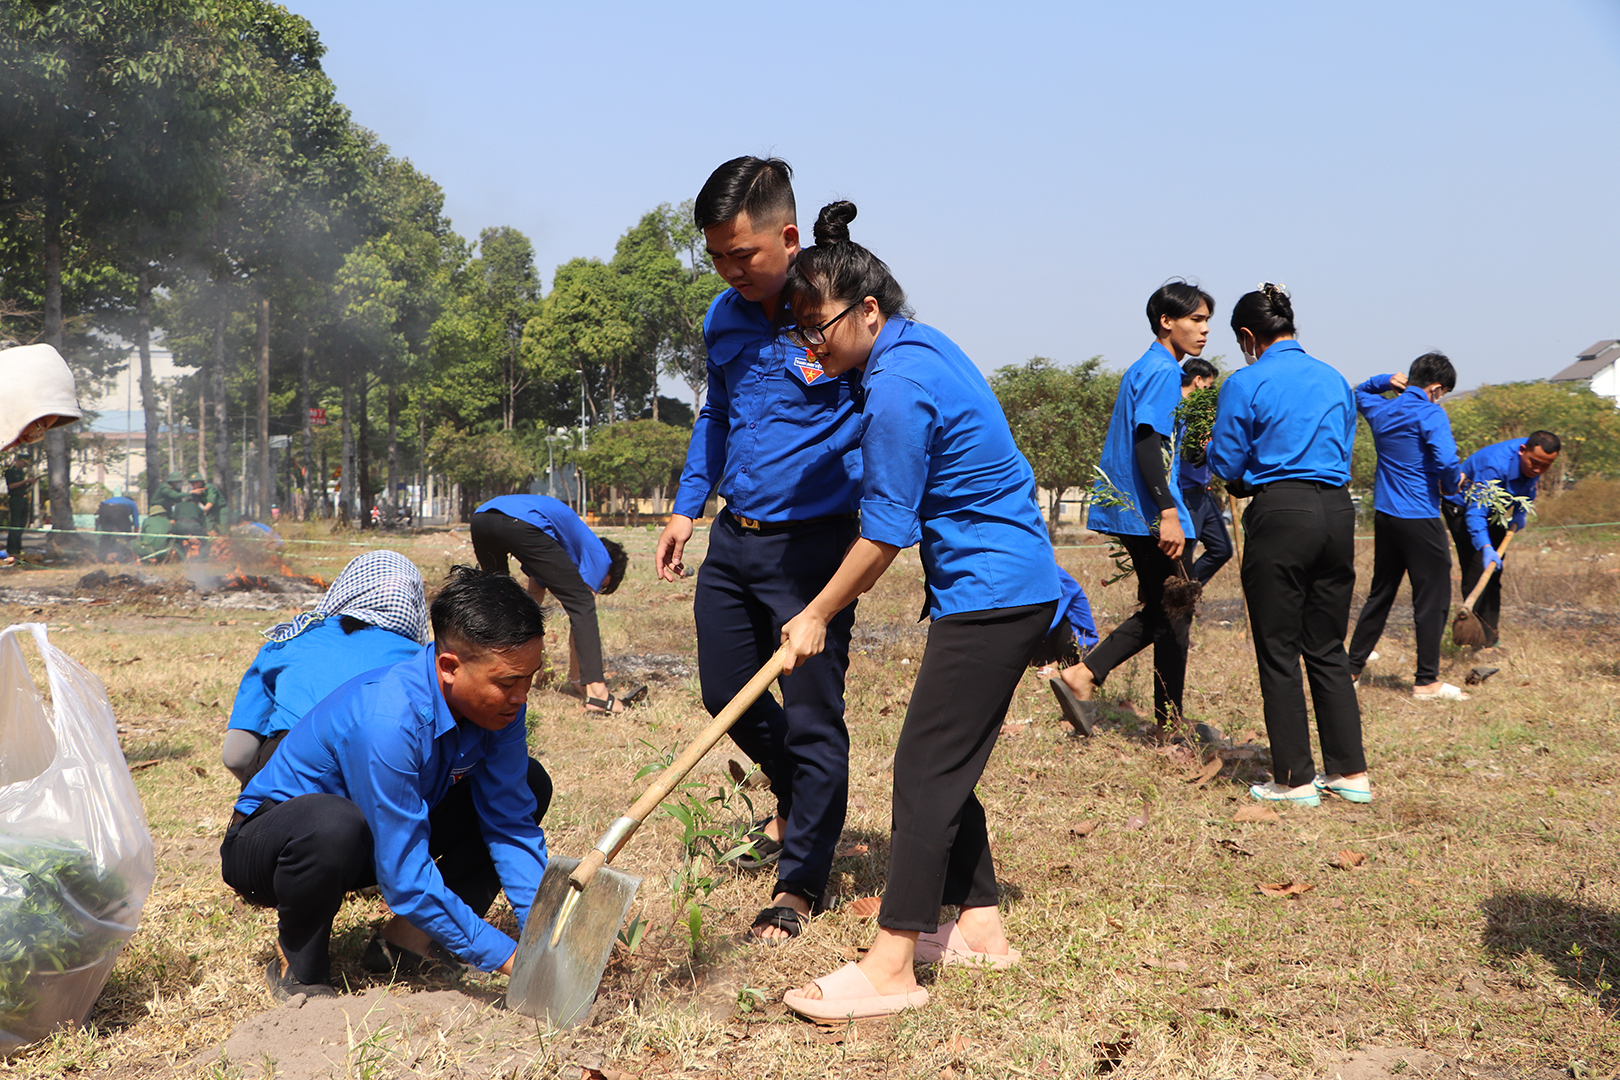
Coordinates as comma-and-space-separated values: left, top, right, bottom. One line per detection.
1314, 773, 1372, 803
1367, 650, 1380, 662
1413, 682, 1468, 701
1249, 781, 1321, 807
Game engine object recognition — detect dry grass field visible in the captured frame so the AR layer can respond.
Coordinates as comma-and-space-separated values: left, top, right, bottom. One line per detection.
3, 517, 1618, 1079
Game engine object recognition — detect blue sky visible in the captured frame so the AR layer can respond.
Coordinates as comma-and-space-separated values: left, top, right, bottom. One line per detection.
287, 0, 1620, 392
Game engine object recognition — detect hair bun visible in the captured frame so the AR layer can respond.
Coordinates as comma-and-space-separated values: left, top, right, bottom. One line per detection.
813, 201, 857, 246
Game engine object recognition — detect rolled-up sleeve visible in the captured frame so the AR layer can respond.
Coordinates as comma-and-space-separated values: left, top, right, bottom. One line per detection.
856, 377, 935, 550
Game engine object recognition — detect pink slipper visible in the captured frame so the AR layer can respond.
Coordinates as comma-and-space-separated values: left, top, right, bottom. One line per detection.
914, 920, 1021, 969
783, 962, 928, 1021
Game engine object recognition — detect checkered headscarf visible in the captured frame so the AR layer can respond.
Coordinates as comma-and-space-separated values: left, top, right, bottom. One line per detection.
264, 549, 429, 644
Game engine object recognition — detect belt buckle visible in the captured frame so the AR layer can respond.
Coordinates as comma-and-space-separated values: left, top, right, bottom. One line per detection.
735, 515, 761, 531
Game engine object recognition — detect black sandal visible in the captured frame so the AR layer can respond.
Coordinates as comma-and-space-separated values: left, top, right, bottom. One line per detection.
1048, 677, 1096, 737
734, 818, 783, 871
747, 905, 807, 944
584, 685, 649, 714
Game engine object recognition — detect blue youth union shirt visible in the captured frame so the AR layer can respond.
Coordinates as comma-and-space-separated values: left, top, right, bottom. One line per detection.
1354, 376, 1462, 519
856, 318, 1059, 619
236, 644, 545, 972
227, 619, 422, 738
475, 494, 610, 590
1441, 437, 1541, 550
672, 289, 863, 522
1208, 340, 1355, 488
1087, 341, 1195, 539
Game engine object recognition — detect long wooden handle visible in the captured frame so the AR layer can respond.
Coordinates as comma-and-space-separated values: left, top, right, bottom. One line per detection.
568, 645, 790, 888
1462, 529, 1517, 609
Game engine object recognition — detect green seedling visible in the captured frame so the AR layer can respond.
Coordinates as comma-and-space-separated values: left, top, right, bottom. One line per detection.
1463, 478, 1536, 529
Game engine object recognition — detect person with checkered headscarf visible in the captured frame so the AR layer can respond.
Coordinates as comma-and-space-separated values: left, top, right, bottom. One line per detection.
221, 550, 429, 786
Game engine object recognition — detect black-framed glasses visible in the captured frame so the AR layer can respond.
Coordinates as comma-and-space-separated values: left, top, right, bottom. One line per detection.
785, 300, 861, 348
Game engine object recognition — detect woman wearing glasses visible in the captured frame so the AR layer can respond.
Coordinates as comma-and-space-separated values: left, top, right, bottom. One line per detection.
775, 201, 1059, 1020
1207, 284, 1366, 806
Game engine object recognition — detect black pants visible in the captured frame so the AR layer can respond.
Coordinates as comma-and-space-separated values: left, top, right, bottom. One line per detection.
1182, 484, 1233, 585
470, 510, 606, 684
1082, 533, 1193, 726
1443, 502, 1506, 648
1348, 512, 1452, 685
7, 502, 26, 557
1241, 482, 1365, 788
219, 758, 552, 986
694, 511, 857, 903
881, 601, 1055, 932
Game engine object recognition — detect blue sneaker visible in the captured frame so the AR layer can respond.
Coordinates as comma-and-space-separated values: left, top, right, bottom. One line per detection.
1249, 781, 1321, 807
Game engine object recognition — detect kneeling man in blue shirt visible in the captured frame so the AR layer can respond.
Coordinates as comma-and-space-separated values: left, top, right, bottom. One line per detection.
221, 567, 552, 1002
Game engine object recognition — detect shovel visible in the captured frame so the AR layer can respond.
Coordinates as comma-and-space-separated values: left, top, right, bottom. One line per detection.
506, 644, 790, 1028
1452, 530, 1516, 648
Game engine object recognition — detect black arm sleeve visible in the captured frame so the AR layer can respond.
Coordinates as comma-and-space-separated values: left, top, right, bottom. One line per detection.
1134, 424, 1175, 513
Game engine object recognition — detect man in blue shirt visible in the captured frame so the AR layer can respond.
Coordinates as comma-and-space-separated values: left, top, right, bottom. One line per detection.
220, 568, 552, 1002
1346, 353, 1465, 697
471, 494, 633, 714
653, 157, 863, 943
1441, 430, 1560, 648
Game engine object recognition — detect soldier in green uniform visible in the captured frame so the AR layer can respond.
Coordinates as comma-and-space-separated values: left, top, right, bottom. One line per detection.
4, 451, 33, 564
194, 476, 228, 533
136, 506, 175, 561
157, 470, 190, 516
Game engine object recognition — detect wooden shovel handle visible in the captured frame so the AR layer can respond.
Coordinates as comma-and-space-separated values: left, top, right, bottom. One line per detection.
568, 644, 790, 889
1462, 529, 1517, 608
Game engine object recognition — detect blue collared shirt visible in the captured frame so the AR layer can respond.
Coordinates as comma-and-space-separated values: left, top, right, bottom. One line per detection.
235, 644, 546, 972
475, 494, 609, 590
1208, 340, 1355, 488
1088, 342, 1195, 539
1442, 437, 1541, 550
227, 620, 423, 738
1354, 376, 1462, 519
857, 318, 1059, 620
1053, 567, 1098, 649
671, 290, 863, 522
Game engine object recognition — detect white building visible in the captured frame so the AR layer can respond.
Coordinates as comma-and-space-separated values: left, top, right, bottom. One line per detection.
1550, 339, 1620, 403
69, 346, 187, 505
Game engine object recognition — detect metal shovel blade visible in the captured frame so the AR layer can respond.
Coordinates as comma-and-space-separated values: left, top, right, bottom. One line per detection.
505, 856, 642, 1028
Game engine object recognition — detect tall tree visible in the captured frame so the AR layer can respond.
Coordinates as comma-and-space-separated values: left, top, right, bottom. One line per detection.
990, 356, 1120, 536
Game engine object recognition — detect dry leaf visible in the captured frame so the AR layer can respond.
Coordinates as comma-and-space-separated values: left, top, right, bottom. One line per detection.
128, 759, 162, 771
851, 794, 869, 810
848, 896, 882, 918
1070, 819, 1099, 838
190, 765, 207, 778
835, 843, 869, 858
1233, 805, 1280, 823
1123, 797, 1152, 831
1330, 849, 1367, 870
1141, 958, 1189, 973
1213, 838, 1254, 857
1187, 756, 1223, 785
1106, 916, 1125, 929
948, 1032, 974, 1053
1257, 880, 1315, 899
940, 1068, 958, 1080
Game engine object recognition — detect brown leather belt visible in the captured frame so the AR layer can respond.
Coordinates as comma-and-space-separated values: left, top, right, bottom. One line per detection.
727, 509, 858, 535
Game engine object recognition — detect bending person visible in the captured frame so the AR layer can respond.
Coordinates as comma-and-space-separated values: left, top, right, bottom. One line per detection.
220, 567, 553, 1001
223, 550, 430, 786
469, 493, 635, 713
776, 202, 1060, 1020
1440, 431, 1559, 649
1069, 281, 1209, 729
1345, 353, 1464, 697
1208, 284, 1367, 806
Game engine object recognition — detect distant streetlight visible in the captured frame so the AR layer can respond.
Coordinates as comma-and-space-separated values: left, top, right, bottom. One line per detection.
576, 370, 588, 515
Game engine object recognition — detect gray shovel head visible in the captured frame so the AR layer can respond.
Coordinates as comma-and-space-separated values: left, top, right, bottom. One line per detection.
505, 856, 642, 1028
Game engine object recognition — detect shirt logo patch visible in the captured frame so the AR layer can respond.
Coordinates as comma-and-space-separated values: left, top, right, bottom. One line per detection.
791, 350, 828, 385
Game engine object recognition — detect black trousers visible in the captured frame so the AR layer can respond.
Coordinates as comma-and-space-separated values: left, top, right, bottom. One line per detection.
1443, 502, 1506, 648
1348, 512, 1452, 685
880, 601, 1055, 932
694, 511, 856, 903
471, 511, 606, 684
1082, 532, 1193, 725
7, 501, 27, 556
1241, 482, 1365, 788
1182, 484, 1233, 586
219, 759, 553, 986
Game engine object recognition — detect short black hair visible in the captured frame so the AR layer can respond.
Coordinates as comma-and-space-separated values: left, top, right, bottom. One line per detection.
1147, 280, 1215, 335
1525, 430, 1562, 454
1181, 357, 1218, 386
431, 565, 544, 655
600, 538, 628, 595
1408, 352, 1456, 393
694, 156, 796, 231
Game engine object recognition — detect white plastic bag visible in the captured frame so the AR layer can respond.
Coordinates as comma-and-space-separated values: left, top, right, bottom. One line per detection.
0, 623, 155, 1054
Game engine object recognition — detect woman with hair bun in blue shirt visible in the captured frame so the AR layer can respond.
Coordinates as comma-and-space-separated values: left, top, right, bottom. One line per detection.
775, 201, 1059, 1021
1208, 284, 1369, 808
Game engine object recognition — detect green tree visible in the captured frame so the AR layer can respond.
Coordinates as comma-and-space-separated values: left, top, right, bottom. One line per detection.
989, 356, 1120, 535
575, 419, 690, 520
525, 258, 639, 425
426, 421, 531, 520
1445, 381, 1620, 492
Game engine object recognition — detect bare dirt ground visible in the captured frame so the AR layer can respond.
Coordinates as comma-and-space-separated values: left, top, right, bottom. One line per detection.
3, 520, 1618, 1079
